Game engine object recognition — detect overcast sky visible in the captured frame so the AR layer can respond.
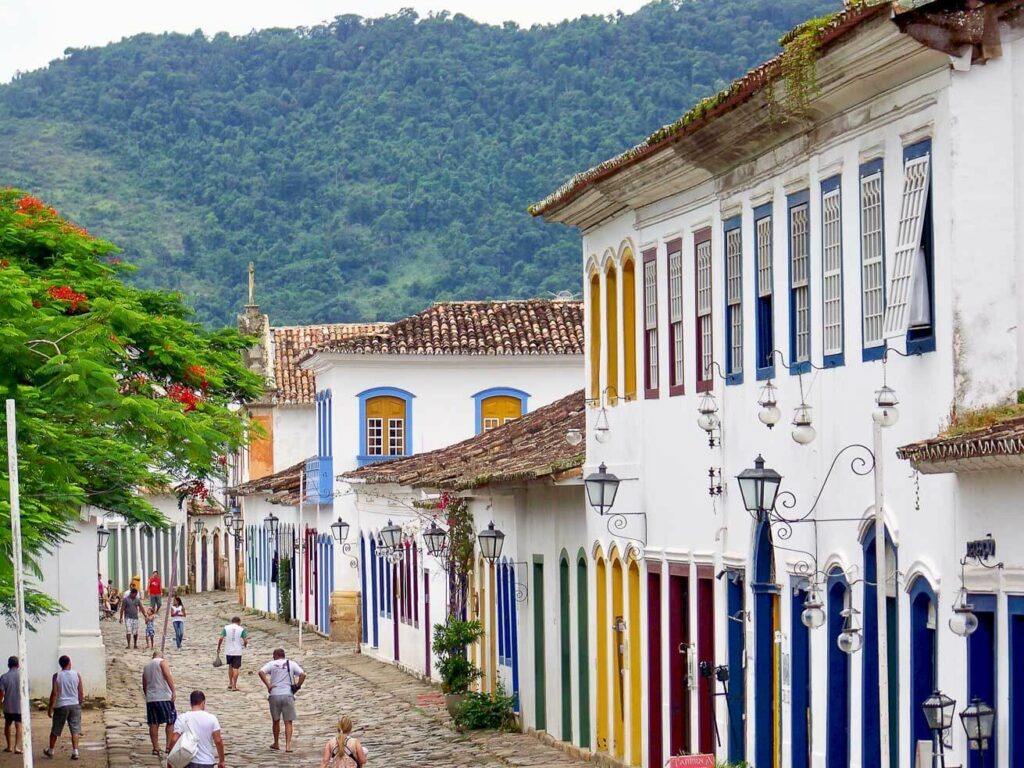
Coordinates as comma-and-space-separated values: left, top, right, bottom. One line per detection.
0, 0, 647, 83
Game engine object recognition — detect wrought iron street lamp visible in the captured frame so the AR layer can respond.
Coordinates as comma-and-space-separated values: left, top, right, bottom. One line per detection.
873, 384, 900, 427
423, 521, 447, 558
263, 513, 278, 538
791, 402, 816, 445
960, 697, 995, 768
96, 524, 110, 552
837, 607, 864, 654
949, 587, 979, 638
584, 463, 620, 516
193, 518, 206, 537
696, 392, 721, 437
380, 520, 403, 551
330, 516, 350, 545
735, 455, 783, 518
800, 586, 826, 630
922, 689, 955, 768
477, 521, 505, 564
757, 380, 781, 429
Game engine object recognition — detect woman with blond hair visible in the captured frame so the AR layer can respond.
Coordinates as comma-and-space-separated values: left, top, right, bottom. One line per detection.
319, 715, 367, 768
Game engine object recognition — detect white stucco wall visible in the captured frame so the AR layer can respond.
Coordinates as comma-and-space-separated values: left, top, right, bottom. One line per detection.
273, 405, 315, 472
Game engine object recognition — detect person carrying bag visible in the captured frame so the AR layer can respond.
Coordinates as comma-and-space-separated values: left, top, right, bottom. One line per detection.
319, 715, 367, 768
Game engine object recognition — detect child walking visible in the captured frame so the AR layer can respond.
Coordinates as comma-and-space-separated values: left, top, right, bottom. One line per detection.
144, 607, 157, 650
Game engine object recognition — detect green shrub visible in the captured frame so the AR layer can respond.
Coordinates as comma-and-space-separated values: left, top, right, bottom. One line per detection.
277, 556, 292, 623
452, 685, 517, 731
432, 618, 482, 694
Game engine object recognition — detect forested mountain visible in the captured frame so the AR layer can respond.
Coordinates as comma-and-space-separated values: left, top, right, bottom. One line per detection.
0, 0, 837, 326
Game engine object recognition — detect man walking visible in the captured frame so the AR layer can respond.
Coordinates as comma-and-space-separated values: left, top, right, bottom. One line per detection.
142, 652, 176, 756
120, 586, 144, 649
258, 648, 305, 753
44, 655, 83, 760
147, 570, 162, 612
168, 690, 225, 768
216, 616, 248, 691
0, 656, 23, 754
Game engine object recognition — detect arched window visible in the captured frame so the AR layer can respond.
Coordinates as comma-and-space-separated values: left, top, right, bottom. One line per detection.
473, 388, 529, 433
358, 387, 414, 465
605, 263, 619, 403
589, 270, 601, 400
622, 251, 637, 399
908, 575, 937, 763
862, 524, 899, 768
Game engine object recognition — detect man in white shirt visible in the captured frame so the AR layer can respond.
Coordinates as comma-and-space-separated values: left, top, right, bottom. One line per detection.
168, 690, 225, 768
215, 616, 248, 691
257, 648, 305, 753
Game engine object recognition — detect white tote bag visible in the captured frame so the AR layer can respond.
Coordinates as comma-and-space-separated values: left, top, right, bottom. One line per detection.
166, 717, 199, 768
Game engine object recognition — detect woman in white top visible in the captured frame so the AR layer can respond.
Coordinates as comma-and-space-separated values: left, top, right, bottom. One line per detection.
170, 597, 186, 649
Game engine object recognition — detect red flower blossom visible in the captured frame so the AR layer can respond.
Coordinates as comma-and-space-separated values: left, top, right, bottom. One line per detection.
31, 301, 41, 309
46, 285, 88, 312
167, 383, 201, 412
15, 195, 55, 217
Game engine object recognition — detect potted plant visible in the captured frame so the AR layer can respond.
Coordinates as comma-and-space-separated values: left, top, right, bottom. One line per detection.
432, 618, 483, 715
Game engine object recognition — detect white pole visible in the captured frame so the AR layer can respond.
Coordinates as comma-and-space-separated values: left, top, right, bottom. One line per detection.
298, 470, 303, 648
7, 400, 34, 768
873, 419, 890, 768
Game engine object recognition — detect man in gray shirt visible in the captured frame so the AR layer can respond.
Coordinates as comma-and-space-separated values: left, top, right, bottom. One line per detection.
119, 587, 144, 649
142, 652, 176, 756
0, 656, 23, 754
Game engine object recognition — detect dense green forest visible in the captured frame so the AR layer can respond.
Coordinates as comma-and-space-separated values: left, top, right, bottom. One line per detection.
0, 0, 837, 326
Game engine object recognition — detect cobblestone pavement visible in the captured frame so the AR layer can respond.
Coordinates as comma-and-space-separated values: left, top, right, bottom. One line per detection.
103, 591, 588, 767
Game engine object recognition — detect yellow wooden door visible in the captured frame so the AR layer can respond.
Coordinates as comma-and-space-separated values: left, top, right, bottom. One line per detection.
481, 395, 522, 432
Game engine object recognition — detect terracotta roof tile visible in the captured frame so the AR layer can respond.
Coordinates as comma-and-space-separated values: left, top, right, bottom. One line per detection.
272, 323, 388, 404
897, 414, 1024, 473
302, 300, 584, 359
342, 390, 585, 490
229, 457, 311, 505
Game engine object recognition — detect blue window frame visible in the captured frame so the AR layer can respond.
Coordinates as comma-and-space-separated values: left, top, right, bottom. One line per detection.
791, 579, 812, 768
753, 202, 775, 380
967, 593, 997, 768
471, 387, 529, 434
862, 526, 899, 768
726, 570, 746, 763
357, 387, 415, 466
788, 190, 811, 374
723, 215, 744, 384
1009, 596, 1024, 768
820, 175, 845, 367
909, 576, 937, 766
903, 139, 936, 354
316, 389, 333, 457
827, 568, 851, 768
860, 158, 886, 361
751, 519, 777, 768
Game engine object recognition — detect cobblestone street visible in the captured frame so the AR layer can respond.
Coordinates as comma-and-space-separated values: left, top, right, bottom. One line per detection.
102, 592, 587, 767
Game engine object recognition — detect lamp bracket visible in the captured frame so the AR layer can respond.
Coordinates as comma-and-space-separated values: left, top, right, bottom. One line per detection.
338, 542, 359, 569
708, 467, 723, 497
604, 510, 647, 548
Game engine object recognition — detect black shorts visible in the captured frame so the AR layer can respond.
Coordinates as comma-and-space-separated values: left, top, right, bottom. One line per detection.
226, 655, 242, 669
3, 713, 20, 724
145, 700, 177, 726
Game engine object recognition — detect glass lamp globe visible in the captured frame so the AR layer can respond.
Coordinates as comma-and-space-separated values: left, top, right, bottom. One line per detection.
872, 385, 900, 427
838, 628, 864, 654
757, 381, 781, 428
697, 411, 720, 433
949, 588, 979, 637
696, 392, 719, 433
801, 590, 826, 629
791, 404, 816, 445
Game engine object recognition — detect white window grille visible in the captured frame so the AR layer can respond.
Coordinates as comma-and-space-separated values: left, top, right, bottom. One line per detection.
669, 247, 683, 386
757, 216, 773, 297
883, 154, 931, 338
726, 228, 743, 374
697, 239, 713, 380
388, 418, 405, 455
861, 171, 885, 348
645, 259, 658, 389
790, 203, 810, 363
367, 418, 383, 455
821, 188, 843, 356
483, 417, 500, 431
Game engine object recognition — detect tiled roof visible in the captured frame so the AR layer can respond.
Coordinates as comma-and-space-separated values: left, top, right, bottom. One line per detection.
341, 390, 585, 490
897, 414, 1024, 474
272, 323, 388, 404
229, 457, 311, 506
529, 2, 890, 219
302, 300, 584, 359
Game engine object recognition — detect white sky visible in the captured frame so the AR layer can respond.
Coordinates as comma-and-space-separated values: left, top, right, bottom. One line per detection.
0, 0, 647, 83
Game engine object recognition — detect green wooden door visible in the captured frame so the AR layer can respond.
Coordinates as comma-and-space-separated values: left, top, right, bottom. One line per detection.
533, 558, 547, 730
577, 552, 591, 749
560, 555, 572, 742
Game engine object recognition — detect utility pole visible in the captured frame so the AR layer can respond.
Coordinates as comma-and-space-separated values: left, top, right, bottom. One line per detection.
298, 469, 304, 648
873, 419, 891, 768
6, 400, 34, 768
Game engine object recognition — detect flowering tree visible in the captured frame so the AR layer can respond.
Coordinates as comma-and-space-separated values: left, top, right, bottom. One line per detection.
0, 189, 262, 619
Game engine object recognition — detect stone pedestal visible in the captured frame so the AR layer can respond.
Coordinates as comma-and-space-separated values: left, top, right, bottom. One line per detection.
330, 590, 361, 646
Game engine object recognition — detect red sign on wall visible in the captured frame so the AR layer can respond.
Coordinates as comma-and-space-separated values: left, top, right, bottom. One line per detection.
666, 755, 715, 768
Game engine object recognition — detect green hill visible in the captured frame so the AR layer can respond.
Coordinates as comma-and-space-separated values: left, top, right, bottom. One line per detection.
0, 0, 837, 326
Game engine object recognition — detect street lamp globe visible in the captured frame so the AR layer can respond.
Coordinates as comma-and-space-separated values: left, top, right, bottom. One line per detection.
696, 392, 720, 433
922, 689, 956, 733
477, 521, 505, 564
735, 455, 783, 515
872, 384, 900, 427
584, 463, 620, 516
330, 516, 350, 544
757, 381, 781, 429
949, 588, 979, 637
801, 588, 826, 630
960, 697, 995, 750
837, 607, 864, 654
380, 520, 403, 551
193, 518, 206, 537
791, 404, 817, 445
423, 521, 447, 557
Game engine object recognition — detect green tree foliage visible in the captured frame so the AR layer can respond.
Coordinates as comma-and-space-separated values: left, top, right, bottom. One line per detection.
0, 0, 836, 326
0, 189, 261, 619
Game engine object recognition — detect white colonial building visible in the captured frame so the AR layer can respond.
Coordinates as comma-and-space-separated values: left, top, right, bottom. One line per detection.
528, 2, 1024, 768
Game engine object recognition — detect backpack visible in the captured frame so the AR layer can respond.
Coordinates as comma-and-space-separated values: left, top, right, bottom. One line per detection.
330, 736, 365, 768
166, 716, 199, 768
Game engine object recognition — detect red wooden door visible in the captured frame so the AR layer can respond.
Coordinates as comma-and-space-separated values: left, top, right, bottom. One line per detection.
424, 570, 431, 678
669, 566, 692, 755
697, 566, 716, 754
647, 566, 664, 767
